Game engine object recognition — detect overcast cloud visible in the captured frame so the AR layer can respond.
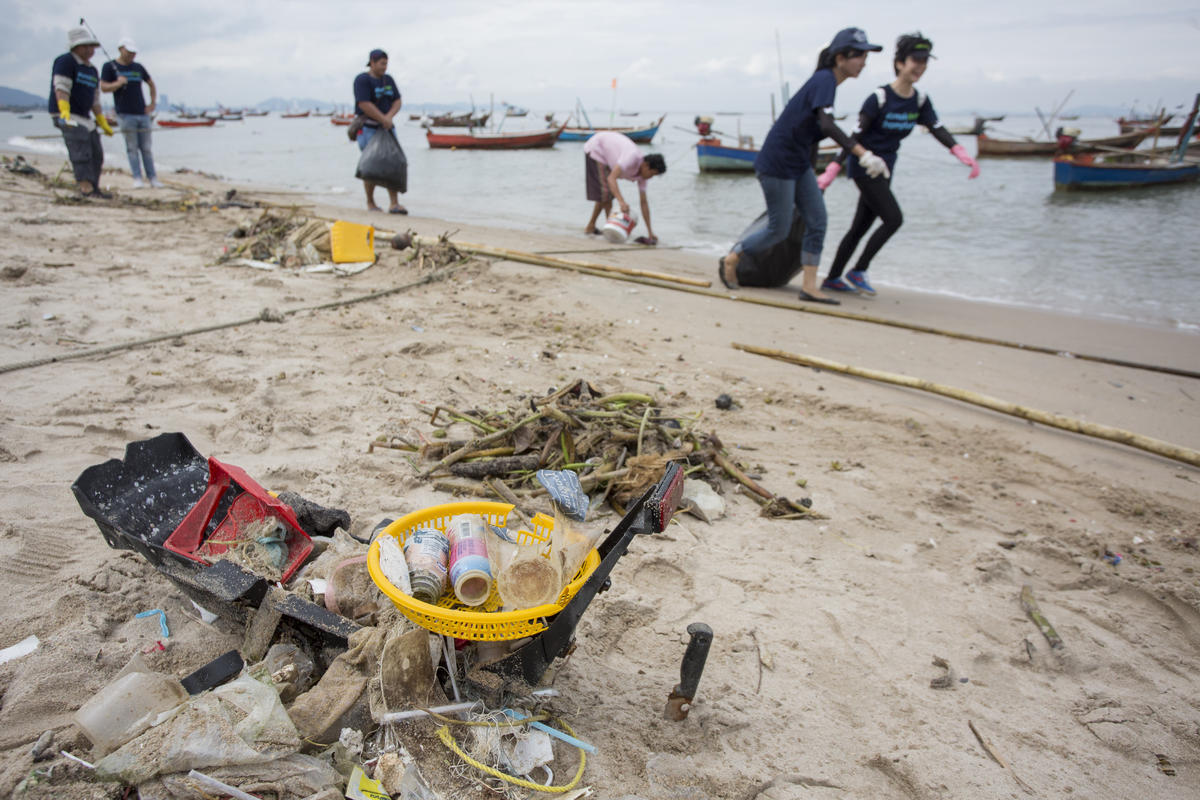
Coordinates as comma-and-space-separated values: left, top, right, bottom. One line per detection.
4, 0, 1199, 114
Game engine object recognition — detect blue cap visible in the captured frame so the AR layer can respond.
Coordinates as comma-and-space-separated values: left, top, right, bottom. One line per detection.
829, 28, 883, 54
367, 49, 387, 65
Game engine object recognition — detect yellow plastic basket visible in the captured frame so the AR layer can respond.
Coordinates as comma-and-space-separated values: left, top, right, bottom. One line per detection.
366, 501, 601, 641
330, 220, 375, 263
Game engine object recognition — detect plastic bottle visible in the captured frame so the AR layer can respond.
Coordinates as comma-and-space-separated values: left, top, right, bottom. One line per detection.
403, 528, 449, 604
446, 514, 493, 606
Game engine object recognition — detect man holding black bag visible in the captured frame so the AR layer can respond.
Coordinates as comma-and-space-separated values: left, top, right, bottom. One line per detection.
352, 49, 407, 214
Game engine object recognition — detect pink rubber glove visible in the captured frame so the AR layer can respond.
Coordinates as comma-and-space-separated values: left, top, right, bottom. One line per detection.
816, 161, 841, 191
951, 144, 980, 179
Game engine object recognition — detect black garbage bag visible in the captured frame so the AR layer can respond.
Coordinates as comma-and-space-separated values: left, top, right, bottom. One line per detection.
733, 209, 806, 288
354, 127, 407, 194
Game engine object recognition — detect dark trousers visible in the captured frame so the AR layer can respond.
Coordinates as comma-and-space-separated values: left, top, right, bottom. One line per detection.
827, 173, 903, 280
58, 120, 104, 186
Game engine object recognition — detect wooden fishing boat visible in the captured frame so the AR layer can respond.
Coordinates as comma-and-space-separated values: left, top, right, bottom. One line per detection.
1054, 152, 1200, 190
242, 110, 268, 117
281, 111, 311, 119
158, 117, 217, 128
220, 113, 243, 121
427, 111, 490, 127
696, 138, 837, 173
503, 103, 529, 117
558, 114, 666, 143
426, 124, 566, 150
977, 129, 1149, 157
331, 114, 356, 126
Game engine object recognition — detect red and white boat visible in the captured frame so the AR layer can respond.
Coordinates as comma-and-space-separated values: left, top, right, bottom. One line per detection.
331, 114, 356, 126
157, 117, 217, 128
281, 111, 311, 119
426, 123, 565, 150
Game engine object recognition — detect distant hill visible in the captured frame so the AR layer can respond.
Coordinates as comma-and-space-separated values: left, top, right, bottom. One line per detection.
0, 86, 43, 109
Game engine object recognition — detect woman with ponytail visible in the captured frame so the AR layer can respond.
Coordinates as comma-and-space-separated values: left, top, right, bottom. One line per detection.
719, 27, 887, 305
818, 32, 980, 297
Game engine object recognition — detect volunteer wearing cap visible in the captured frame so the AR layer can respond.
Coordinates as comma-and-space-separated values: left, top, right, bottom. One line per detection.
582, 131, 666, 245
719, 27, 886, 305
48, 26, 116, 198
819, 32, 980, 297
352, 49, 406, 214
101, 38, 161, 189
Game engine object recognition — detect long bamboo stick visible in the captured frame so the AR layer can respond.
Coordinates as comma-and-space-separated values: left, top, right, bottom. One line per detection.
412, 235, 711, 288
734, 343, 1200, 468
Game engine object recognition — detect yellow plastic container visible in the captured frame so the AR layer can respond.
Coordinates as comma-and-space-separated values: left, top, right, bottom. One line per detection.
330, 220, 375, 263
366, 501, 601, 641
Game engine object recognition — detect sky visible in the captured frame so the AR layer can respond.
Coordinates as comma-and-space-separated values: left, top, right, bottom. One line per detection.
3, 0, 1199, 115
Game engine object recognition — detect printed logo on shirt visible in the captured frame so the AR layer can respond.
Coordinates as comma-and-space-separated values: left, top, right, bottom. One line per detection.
76, 72, 98, 88
880, 111, 918, 131
118, 69, 143, 83
374, 86, 395, 99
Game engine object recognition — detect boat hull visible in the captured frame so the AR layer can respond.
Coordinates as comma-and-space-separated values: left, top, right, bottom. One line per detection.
1054, 157, 1200, 190
558, 115, 665, 143
157, 118, 217, 128
696, 139, 837, 173
426, 126, 563, 149
978, 130, 1148, 157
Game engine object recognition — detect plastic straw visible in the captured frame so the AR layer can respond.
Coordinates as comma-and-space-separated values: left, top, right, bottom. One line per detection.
135, 609, 170, 639
377, 689, 560, 724
502, 709, 598, 753
187, 770, 261, 800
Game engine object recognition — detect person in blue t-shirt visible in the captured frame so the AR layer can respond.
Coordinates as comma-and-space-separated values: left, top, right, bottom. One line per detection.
719, 28, 889, 305
48, 26, 116, 198
101, 38, 161, 188
818, 33, 980, 296
352, 49, 406, 214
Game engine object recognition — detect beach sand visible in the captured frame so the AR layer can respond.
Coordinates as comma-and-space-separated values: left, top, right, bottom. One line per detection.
1, 151, 1198, 798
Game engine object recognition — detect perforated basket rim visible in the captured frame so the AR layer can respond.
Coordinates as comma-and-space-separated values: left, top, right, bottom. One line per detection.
366, 501, 599, 631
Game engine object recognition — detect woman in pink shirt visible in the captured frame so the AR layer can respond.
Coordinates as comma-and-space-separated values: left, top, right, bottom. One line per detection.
582, 131, 666, 244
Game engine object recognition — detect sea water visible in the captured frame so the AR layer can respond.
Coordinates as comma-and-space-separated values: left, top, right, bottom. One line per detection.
4, 110, 1197, 330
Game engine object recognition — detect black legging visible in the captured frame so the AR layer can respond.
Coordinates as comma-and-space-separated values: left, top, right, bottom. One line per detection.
826, 173, 903, 280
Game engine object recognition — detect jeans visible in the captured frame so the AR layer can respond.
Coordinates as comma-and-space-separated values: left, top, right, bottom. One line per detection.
735, 170, 827, 267
118, 114, 156, 180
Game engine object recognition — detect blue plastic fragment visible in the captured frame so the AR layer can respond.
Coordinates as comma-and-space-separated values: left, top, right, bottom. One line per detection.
535, 469, 589, 522
135, 608, 170, 639
502, 708, 598, 753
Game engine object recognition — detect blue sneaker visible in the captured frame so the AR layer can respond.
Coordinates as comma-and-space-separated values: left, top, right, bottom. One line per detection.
822, 277, 856, 292
846, 270, 876, 296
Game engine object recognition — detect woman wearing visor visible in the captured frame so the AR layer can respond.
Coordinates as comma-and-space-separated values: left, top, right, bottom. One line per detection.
719, 27, 890, 305
819, 32, 980, 296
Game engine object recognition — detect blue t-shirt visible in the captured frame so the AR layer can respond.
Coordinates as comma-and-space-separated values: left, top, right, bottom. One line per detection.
754, 69, 837, 178
100, 60, 152, 115
847, 85, 940, 179
353, 72, 400, 128
48, 53, 100, 118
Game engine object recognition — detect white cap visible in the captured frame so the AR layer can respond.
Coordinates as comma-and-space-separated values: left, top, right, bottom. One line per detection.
67, 26, 100, 50
118, 37, 138, 52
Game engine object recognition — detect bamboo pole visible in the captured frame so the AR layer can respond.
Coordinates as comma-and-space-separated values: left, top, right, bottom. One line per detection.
733, 343, 1200, 469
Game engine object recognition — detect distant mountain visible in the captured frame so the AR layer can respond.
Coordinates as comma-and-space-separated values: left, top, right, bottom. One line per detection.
0, 86, 43, 109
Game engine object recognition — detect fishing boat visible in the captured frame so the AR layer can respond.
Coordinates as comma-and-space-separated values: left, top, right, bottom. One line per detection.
1053, 152, 1200, 190
331, 114, 356, 126
242, 110, 268, 117
281, 111, 311, 119
502, 102, 529, 117
692, 116, 834, 173
17, 113, 33, 119
158, 117, 217, 128
977, 129, 1149, 157
426, 123, 566, 150
558, 113, 666, 143
427, 111, 490, 127
220, 113, 243, 122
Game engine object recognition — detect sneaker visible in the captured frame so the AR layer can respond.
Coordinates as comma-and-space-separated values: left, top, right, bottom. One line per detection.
86, 188, 114, 200
149, 178, 165, 189
822, 277, 856, 292
846, 270, 876, 296
131, 178, 145, 189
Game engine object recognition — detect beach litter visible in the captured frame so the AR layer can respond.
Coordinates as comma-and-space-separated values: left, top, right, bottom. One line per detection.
0, 634, 39, 665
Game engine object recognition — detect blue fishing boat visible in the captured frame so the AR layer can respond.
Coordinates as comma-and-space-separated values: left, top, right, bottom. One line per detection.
697, 137, 757, 171
557, 114, 665, 143
1053, 155, 1199, 190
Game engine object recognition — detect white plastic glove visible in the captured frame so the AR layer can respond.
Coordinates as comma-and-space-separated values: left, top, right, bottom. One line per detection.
859, 150, 891, 180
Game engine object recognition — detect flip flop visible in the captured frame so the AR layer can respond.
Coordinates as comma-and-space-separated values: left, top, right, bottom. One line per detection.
718, 257, 737, 289
389, 206, 408, 215
799, 290, 840, 305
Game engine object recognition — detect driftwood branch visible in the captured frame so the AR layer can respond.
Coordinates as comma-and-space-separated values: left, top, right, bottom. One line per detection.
1020, 584, 1063, 649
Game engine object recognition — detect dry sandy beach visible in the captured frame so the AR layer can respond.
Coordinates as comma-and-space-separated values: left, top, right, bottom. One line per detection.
1, 150, 1198, 799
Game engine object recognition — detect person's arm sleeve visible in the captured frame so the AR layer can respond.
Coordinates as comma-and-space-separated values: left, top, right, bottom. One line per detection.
99, 63, 117, 92
53, 75, 73, 97
834, 99, 878, 166
930, 125, 957, 149
816, 108, 857, 152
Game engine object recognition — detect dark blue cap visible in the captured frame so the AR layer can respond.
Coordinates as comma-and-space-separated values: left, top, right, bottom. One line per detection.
829, 28, 883, 54
367, 49, 387, 65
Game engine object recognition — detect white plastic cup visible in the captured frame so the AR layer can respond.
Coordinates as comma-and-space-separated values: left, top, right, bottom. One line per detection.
73, 670, 188, 756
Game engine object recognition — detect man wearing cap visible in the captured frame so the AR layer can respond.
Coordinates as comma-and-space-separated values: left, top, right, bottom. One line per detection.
352, 49, 406, 214
49, 26, 116, 198
101, 38, 162, 189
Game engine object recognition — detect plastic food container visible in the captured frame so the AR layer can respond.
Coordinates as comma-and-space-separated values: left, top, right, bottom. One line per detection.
74, 669, 188, 755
